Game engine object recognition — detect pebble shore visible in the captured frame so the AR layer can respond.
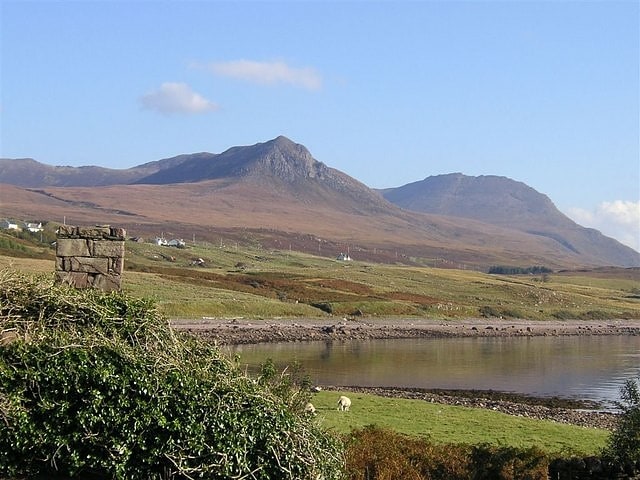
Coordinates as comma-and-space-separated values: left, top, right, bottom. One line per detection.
173, 317, 640, 345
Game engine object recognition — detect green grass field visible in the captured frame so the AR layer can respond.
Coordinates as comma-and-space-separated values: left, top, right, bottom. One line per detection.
313, 390, 608, 456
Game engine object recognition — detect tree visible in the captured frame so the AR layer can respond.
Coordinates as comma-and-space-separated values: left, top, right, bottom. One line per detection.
603, 376, 640, 465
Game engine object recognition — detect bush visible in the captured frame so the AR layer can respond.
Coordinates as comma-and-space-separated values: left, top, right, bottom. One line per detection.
603, 376, 640, 465
344, 425, 471, 480
343, 426, 549, 480
470, 444, 549, 480
0, 269, 344, 479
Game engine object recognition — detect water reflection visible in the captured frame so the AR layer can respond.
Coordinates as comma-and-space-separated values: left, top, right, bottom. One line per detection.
227, 336, 640, 407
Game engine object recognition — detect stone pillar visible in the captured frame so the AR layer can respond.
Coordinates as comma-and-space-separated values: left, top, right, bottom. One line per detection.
55, 225, 125, 291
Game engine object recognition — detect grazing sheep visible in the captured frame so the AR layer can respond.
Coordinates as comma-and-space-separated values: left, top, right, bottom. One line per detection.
304, 402, 316, 415
337, 395, 351, 411
311, 385, 323, 393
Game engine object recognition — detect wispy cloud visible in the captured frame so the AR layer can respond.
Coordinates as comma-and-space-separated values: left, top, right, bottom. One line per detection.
565, 200, 640, 252
200, 60, 322, 91
139, 82, 219, 115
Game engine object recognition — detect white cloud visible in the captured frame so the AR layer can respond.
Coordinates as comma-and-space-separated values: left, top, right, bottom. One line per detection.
140, 82, 218, 115
565, 200, 640, 252
203, 60, 322, 91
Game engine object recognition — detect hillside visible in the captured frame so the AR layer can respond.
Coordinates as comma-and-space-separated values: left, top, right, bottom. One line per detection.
381, 174, 640, 268
1, 137, 638, 269
0, 158, 146, 187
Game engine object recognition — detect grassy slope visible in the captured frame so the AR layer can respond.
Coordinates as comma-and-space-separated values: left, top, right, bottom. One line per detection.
0, 236, 638, 321
313, 390, 608, 456
124, 242, 640, 321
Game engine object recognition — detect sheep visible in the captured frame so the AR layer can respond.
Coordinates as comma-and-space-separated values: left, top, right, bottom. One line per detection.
337, 395, 351, 411
304, 402, 316, 415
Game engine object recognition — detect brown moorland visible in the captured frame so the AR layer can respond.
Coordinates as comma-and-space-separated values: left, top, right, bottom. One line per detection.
2, 136, 638, 270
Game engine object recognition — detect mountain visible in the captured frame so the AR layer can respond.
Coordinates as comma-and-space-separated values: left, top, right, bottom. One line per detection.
0, 158, 142, 187
135, 136, 316, 184
381, 173, 563, 228
381, 173, 640, 267
133, 136, 391, 214
1, 137, 638, 268
0, 152, 200, 188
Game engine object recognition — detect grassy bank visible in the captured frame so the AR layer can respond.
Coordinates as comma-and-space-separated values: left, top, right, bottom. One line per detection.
311, 390, 608, 456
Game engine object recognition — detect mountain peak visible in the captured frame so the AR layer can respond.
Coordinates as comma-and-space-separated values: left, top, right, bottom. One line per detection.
247, 136, 320, 182
271, 135, 296, 146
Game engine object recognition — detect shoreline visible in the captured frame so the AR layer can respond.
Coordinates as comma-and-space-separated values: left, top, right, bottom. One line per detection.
172, 317, 640, 345
172, 317, 638, 431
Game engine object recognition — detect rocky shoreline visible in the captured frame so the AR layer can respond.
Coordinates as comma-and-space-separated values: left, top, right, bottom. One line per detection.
172, 317, 640, 345
172, 317, 639, 431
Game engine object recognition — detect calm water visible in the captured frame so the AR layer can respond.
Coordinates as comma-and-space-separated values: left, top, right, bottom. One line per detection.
226, 335, 640, 408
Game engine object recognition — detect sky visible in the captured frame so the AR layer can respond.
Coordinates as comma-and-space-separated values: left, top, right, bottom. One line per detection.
1, 0, 639, 252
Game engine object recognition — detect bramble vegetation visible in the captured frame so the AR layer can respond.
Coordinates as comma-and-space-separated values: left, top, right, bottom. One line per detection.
344, 425, 550, 480
603, 376, 640, 465
0, 270, 343, 479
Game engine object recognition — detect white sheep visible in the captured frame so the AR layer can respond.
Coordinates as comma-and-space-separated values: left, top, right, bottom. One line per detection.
304, 402, 316, 415
337, 395, 351, 411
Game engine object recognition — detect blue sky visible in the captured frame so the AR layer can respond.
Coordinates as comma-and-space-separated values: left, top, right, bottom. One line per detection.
1, 1, 638, 251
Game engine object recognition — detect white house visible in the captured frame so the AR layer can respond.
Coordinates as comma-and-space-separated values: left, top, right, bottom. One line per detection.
336, 252, 352, 261
0, 220, 20, 231
25, 222, 43, 233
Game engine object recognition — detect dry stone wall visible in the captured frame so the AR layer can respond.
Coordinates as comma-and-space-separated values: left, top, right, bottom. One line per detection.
55, 225, 125, 291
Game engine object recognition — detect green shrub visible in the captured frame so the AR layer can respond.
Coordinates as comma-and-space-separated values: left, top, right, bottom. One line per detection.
603, 376, 640, 465
311, 302, 333, 314
469, 444, 549, 480
0, 269, 344, 479
0, 236, 28, 253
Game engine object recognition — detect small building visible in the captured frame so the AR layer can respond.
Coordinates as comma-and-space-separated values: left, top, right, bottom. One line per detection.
166, 239, 186, 248
25, 222, 43, 233
0, 220, 20, 231
336, 252, 352, 261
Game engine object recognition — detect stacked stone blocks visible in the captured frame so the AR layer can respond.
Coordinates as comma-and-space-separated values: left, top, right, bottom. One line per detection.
56, 225, 125, 291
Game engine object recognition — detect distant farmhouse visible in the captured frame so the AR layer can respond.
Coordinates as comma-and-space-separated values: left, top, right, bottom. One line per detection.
0, 220, 43, 232
336, 252, 352, 261
25, 222, 43, 233
0, 220, 20, 231
155, 237, 186, 248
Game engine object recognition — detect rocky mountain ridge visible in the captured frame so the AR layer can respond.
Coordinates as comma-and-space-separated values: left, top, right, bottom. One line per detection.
1, 136, 638, 268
